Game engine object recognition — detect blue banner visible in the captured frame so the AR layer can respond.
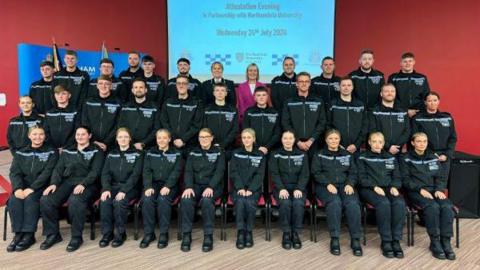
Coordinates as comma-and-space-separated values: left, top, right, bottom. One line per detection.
17, 43, 134, 96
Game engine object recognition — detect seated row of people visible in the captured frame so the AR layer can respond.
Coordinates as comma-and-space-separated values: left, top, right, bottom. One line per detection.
7, 125, 456, 260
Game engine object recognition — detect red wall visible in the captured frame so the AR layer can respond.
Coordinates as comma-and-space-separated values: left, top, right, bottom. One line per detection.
335, 0, 480, 154
1, 0, 479, 154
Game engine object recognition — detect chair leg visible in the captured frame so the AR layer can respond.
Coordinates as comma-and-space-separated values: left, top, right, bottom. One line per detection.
3, 206, 8, 241
134, 204, 139, 240
362, 206, 367, 246
310, 205, 315, 242
90, 206, 95, 240
177, 204, 182, 241
313, 205, 317, 243
267, 204, 271, 241
220, 203, 225, 241
411, 212, 416, 246
455, 215, 460, 248
406, 210, 411, 247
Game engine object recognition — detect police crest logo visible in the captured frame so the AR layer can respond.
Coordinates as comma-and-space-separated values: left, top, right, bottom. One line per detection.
235, 52, 244, 63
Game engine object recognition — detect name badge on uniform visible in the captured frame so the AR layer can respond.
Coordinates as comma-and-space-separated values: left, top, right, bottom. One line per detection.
165, 153, 178, 163
125, 154, 137, 163
385, 160, 395, 170
83, 151, 94, 161
142, 110, 153, 118
107, 105, 118, 114
397, 114, 405, 123
64, 114, 75, 122
309, 104, 318, 112
251, 157, 261, 167
338, 156, 350, 166
225, 113, 234, 122
439, 119, 451, 127
293, 156, 304, 166
369, 76, 382, 84
429, 162, 439, 171
207, 153, 218, 163
268, 115, 277, 123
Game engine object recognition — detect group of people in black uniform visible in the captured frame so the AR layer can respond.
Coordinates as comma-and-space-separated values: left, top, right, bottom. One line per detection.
6, 49, 457, 261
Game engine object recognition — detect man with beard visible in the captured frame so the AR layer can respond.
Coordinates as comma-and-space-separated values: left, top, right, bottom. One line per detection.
119, 51, 143, 92
369, 84, 410, 155
349, 50, 385, 110
29, 60, 55, 116
271, 56, 297, 112
117, 78, 160, 150
87, 58, 127, 102
166, 58, 203, 100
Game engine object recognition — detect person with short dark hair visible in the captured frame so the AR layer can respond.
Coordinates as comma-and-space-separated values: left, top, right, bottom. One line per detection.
140, 129, 182, 249
7, 96, 43, 154
99, 128, 143, 248
358, 132, 406, 259
230, 128, 265, 249
269, 130, 309, 250
349, 50, 385, 109
179, 128, 225, 252
87, 58, 128, 102
271, 57, 297, 112
312, 129, 362, 256
368, 84, 410, 155
388, 52, 430, 118
327, 77, 367, 155
311, 57, 341, 106
202, 82, 238, 153
141, 55, 166, 106
243, 86, 281, 155
82, 75, 121, 151
7, 126, 58, 252
166, 58, 203, 99
412, 91, 457, 180
282, 71, 326, 154
52, 50, 90, 110
117, 77, 161, 150
44, 85, 80, 151
235, 63, 268, 124
29, 60, 55, 115
119, 51, 143, 92
161, 75, 203, 151
400, 132, 456, 260
40, 126, 105, 252
201, 61, 236, 106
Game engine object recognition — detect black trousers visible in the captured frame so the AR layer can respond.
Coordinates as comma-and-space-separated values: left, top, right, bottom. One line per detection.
232, 191, 260, 231
8, 190, 43, 233
100, 187, 139, 235
360, 188, 406, 241
274, 189, 306, 233
317, 185, 362, 239
142, 182, 178, 235
180, 185, 222, 235
40, 182, 99, 238
407, 191, 454, 238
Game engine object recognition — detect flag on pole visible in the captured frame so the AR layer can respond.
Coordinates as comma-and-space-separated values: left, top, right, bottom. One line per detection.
101, 41, 109, 59
51, 37, 63, 72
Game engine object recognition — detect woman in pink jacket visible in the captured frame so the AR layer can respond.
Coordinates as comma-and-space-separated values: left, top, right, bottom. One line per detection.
236, 63, 269, 126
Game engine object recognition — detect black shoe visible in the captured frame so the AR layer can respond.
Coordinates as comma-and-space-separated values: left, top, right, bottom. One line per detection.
40, 234, 63, 250
15, 233, 36, 252
392, 240, 404, 258
330, 237, 341, 256
351, 238, 363, 256
157, 233, 169, 249
111, 233, 126, 248
180, 233, 191, 252
236, 230, 245, 250
66, 237, 83, 252
7, 233, 23, 252
381, 241, 395, 258
202, 234, 213, 252
292, 231, 302, 249
99, 233, 113, 248
139, 233, 156, 249
441, 237, 456, 260
245, 231, 254, 248
429, 236, 446, 260
282, 232, 292, 250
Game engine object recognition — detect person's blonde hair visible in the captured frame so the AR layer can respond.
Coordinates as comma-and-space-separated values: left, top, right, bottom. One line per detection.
368, 131, 385, 142
245, 63, 260, 81
325, 129, 341, 139
156, 128, 171, 139
116, 127, 132, 138
411, 132, 428, 142
28, 125, 45, 136
241, 128, 256, 141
